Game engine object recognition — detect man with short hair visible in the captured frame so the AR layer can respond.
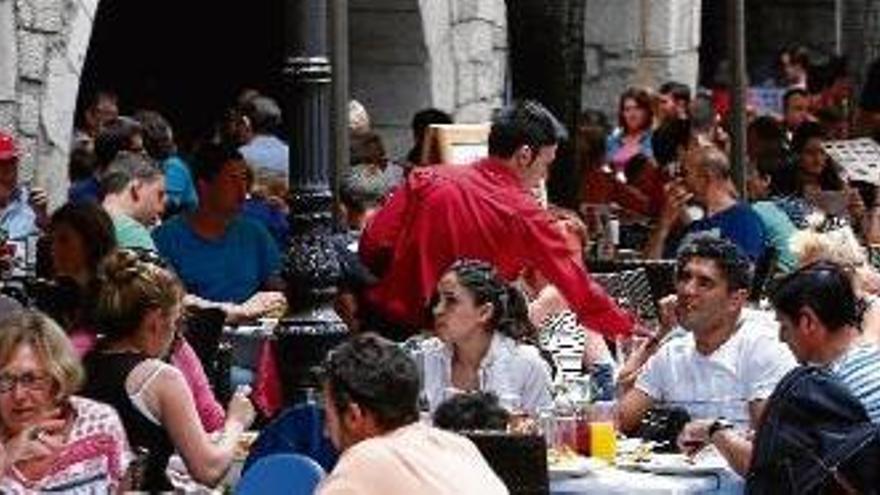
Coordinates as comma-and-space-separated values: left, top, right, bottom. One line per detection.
783, 87, 813, 137
153, 143, 284, 321
618, 235, 795, 434
360, 100, 634, 338
773, 261, 880, 421
645, 145, 767, 261
657, 81, 692, 124
0, 131, 42, 240
238, 95, 289, 186
100, 151, 166, 251
676, 260, 880, 475
317, 333, 508, 495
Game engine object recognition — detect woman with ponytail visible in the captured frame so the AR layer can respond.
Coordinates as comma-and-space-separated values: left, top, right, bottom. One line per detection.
417, 259, 553, 415
81, 250, 255, 491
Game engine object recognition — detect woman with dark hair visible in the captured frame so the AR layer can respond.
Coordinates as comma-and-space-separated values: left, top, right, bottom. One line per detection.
40, 202, 117, 343
784, 122, 868, 227
606, 87, 655, 173
416, 259, 553, 415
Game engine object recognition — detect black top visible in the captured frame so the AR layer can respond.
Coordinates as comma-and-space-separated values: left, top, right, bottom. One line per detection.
81, 351, 175, 492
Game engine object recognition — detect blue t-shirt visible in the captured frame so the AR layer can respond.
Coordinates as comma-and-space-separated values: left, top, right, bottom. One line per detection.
162, 155, 198, 214
153, 215, 281, 303
241, 197, 289, 250
676, 202, 767, 261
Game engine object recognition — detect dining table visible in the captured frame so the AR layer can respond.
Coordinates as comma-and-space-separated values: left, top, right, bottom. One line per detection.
550, 464, 744, 494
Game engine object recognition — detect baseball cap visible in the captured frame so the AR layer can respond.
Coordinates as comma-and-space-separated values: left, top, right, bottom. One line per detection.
0, 131, 19, 161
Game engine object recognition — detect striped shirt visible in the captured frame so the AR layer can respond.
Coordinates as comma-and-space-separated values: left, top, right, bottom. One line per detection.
829, 344, 880, 424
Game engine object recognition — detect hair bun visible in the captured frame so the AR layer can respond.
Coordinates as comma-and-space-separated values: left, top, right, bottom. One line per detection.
99, 250, 143, 285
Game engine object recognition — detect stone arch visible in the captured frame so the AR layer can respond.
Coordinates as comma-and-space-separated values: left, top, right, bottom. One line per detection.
0, 0, 98, 207
349, 0, 507, 159
0, 0, 508, 205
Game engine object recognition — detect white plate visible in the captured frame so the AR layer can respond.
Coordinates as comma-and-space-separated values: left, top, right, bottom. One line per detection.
548, 456, 606, 479
617, 452, 729, 475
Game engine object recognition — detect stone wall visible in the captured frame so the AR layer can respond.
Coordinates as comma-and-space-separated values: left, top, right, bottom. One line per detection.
350, 0, 506, 160
0, 0, 94, 208
581, 0, 702, 118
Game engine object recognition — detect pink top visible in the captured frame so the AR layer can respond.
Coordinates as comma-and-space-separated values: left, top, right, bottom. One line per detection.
0, 397, 130, 493
70, 329, 225, 432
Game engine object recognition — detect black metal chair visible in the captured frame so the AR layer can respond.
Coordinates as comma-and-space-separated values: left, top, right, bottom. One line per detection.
590, 267, 659, 325
181, 307, 231, 403
587, 258, 677, 312
463, 431, 549, 495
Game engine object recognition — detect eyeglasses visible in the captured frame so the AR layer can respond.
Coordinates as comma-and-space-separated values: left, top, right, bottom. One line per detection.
0, 372, 51, 394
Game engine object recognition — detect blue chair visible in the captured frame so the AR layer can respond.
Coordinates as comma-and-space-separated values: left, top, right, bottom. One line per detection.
236, 453, 325, 495
243, 401, 339, 474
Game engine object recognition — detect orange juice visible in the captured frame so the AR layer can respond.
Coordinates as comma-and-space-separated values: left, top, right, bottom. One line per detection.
589, 421, 617, 463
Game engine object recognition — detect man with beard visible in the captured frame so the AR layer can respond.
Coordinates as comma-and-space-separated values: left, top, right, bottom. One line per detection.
617, 234, 795, 434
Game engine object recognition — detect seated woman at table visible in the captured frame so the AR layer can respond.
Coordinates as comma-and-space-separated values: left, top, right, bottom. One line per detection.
416, 259, 553, 415
523, 207, 617, 399
43, 205, 226, 431
0, 310, 130, 492
81, 250, 256, 491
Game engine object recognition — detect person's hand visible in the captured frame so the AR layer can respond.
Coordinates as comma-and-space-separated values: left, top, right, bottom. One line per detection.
27, 186, 50, 230
677, 419, 714, 456
657, 294, 678, 336
3, 412, 67, 464
227, 385, 256, 429
659, 180, 692, 230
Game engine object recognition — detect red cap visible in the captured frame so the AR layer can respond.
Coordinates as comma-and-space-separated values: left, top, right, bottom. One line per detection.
0, 131, 19, 161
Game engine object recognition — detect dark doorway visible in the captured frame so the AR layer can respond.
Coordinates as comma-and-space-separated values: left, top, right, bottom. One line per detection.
77, 0, 285, 151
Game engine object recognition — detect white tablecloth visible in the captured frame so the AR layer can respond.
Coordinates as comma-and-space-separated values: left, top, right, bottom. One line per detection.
550, 465, 744, 494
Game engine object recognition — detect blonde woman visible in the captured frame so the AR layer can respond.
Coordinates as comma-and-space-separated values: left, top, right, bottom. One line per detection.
81, 250, 255, 491
0, 311, 130, 492
790, 221, 880, 346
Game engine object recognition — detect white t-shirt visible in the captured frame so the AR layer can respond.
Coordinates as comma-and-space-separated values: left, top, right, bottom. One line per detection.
635, 308, 797, 426
316, 423, 508, 495
417, 333, 553, 415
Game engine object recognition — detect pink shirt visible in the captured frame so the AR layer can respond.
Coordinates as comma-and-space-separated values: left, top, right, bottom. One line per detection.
317, 423, 508, 495
70, 329, 225, 432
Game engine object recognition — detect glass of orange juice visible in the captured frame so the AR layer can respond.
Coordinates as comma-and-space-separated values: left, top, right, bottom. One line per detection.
588, 401, 617, 463
589, 422, 617, 462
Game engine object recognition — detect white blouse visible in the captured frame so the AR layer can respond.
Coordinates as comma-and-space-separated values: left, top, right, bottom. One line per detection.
415, 333, 554, 415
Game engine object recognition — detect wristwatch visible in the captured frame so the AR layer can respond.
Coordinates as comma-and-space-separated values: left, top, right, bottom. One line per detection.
707, 418, 735, 440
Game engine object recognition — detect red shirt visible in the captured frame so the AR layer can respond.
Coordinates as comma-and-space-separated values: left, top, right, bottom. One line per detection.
359, 157, 635, 337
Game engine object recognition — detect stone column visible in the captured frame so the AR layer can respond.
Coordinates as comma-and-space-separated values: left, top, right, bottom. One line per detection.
581, 0, 702, 117
278, 0, 348, 404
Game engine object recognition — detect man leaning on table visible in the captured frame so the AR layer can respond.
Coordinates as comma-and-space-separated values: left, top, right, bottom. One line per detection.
316, 333, 508, 495
676, 261, 880, 475
616, 235, 796, 445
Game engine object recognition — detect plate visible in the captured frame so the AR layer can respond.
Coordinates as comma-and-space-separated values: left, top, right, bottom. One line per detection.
617, 451, 729, 475
548, 456, 606, 479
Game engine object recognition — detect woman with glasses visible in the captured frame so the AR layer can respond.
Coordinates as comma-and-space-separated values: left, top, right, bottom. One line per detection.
416, 259, 553, 416
81, 250, 255, 491
0, 310, 130, 492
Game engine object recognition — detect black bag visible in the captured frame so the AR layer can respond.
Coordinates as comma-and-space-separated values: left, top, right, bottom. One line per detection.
637, 406, 691, 453
747, 366, 880, 494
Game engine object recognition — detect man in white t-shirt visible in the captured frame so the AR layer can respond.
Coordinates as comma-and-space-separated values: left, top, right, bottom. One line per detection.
317, 333, 508, 495
618, 234, 796, 433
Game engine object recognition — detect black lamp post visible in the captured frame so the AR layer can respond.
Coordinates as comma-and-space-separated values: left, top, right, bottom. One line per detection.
277, 0, 348, 404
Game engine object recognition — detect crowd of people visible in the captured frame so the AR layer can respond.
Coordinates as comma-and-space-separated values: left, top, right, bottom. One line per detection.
0, 45, 879, 492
